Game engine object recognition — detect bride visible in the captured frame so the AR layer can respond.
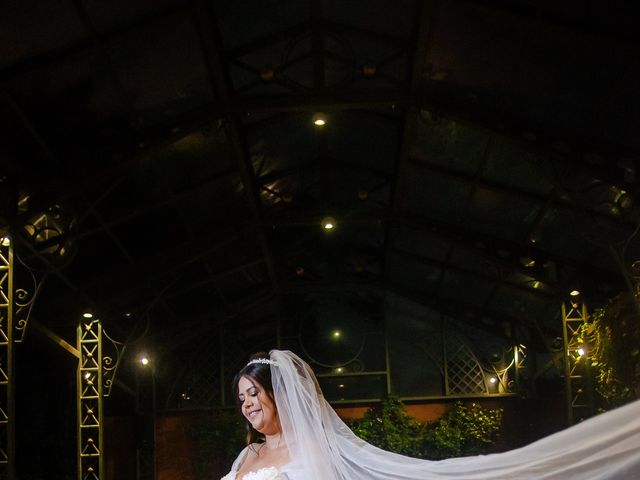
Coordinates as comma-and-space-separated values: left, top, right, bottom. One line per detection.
221, 350, 640, 480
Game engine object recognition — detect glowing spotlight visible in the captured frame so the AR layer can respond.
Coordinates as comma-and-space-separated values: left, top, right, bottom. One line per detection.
520, 256, 536, 268
84, 372, 91, 380
332, 330, 342, 339
338, 384, 345, 388
321, 216, 336, 231
312, 112, 327, 127
1, 237, 10, 247
489, 377, 497, 384
82, 312, 93, 319
570, 290, 580, 297
139, 355, 150, 367
577, 347, 585, 356
336, 367, 344, 373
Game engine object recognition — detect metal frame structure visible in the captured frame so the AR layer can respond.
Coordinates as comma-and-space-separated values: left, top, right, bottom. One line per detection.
0, 235, 39, 480
77, 316, 104, 480
35, 313, 123, 480
0, 238, 15, 480
562, 300, 594, 426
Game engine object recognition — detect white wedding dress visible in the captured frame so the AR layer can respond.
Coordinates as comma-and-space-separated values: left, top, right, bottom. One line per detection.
221, 350, 640, 480
220, 446, 305, 480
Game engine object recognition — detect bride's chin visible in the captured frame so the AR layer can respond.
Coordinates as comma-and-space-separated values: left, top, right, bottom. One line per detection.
250, 419, 264, 431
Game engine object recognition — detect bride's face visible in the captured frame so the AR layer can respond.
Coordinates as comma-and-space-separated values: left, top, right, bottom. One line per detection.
238, 375, 279, 434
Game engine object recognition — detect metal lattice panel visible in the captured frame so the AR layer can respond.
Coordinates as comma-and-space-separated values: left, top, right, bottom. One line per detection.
562, 301, 593, 425
181, 336, 221, 408
169, 324, 275, 410
0, 241, 12, 473
0, 237, 41, 480
445, 336, 488, 396
77, 318, 103, 480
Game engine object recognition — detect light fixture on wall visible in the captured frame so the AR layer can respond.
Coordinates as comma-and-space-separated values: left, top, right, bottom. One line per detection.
321, 216, 336, 231
312, 112, 327, 127
138, 353, 151, 367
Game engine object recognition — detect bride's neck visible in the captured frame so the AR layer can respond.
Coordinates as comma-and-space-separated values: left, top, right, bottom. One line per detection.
263, 432, 282, 450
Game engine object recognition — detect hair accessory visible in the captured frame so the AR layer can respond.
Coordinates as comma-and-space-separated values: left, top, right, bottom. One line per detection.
247, 358, 277, 366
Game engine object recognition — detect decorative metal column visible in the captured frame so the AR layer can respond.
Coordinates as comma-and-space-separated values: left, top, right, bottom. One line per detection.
562, 300, 593, 426
513, 344, 527, 393
0, 232, 42, 480
0, 237, 15, 480
77, 316, 104, 480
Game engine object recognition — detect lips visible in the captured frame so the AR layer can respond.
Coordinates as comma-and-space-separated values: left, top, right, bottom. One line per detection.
247, 409, 262, 419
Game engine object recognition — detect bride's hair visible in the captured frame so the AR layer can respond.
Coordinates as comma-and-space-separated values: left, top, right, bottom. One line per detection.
232, 351, 276, 445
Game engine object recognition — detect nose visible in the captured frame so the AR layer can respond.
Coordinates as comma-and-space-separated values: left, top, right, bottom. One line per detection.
242, 396, 253, 409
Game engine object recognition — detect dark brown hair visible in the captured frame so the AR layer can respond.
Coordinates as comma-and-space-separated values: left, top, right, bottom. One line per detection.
232, 351, 276, 444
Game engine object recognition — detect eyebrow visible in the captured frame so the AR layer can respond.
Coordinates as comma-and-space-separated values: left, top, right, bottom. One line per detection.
238, 382, 258, 396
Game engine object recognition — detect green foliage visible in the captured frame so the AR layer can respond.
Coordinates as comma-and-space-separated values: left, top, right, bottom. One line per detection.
584, 293, 640, 408
348, 397, 425, 457
348, 397, 503, 460
189, 409, 246, 477
191, 398, 503, 473
422, 402, 503, 460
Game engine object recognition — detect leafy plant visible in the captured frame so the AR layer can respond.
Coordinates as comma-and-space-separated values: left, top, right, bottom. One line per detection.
348, 397, 425, 457
348, 397, 502, 460
422, 402, 503, 460
583, 293, 640, 408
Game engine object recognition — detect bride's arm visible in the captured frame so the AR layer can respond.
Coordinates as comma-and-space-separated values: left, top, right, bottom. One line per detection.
221, 445, 251, 479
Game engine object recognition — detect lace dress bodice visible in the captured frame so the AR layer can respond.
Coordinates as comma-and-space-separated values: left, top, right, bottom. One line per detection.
220, 465, 287, 480
220, 446, 295, 480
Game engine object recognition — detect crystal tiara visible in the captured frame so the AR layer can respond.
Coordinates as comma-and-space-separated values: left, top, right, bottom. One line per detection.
247, 358, 278, 366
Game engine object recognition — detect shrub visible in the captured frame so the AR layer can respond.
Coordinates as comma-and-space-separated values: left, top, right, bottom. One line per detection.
348, 397, 503, 460
584, 294, 640, 409
348, 397, 425, 457
422, 401, 503, 459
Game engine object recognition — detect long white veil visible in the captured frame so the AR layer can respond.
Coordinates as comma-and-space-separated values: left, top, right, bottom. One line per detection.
270, 349, 640, 479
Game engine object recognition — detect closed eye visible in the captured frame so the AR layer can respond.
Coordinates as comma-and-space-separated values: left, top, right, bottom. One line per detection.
239, 387, 259, 403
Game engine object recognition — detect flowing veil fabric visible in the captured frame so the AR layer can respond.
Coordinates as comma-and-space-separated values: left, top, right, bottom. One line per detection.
269, 350, 640, 480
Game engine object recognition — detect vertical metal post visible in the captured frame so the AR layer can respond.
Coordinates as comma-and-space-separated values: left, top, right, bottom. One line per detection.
135, 361, 155, 480
383, 316, 392, 396
0, 237, 15, 479
151, 373, 156, 480
442, 321, 449, 396
561, 300, 593, 426
513, 345, 520, 390
77, 316, 104, 480
513, 344, 528, 393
